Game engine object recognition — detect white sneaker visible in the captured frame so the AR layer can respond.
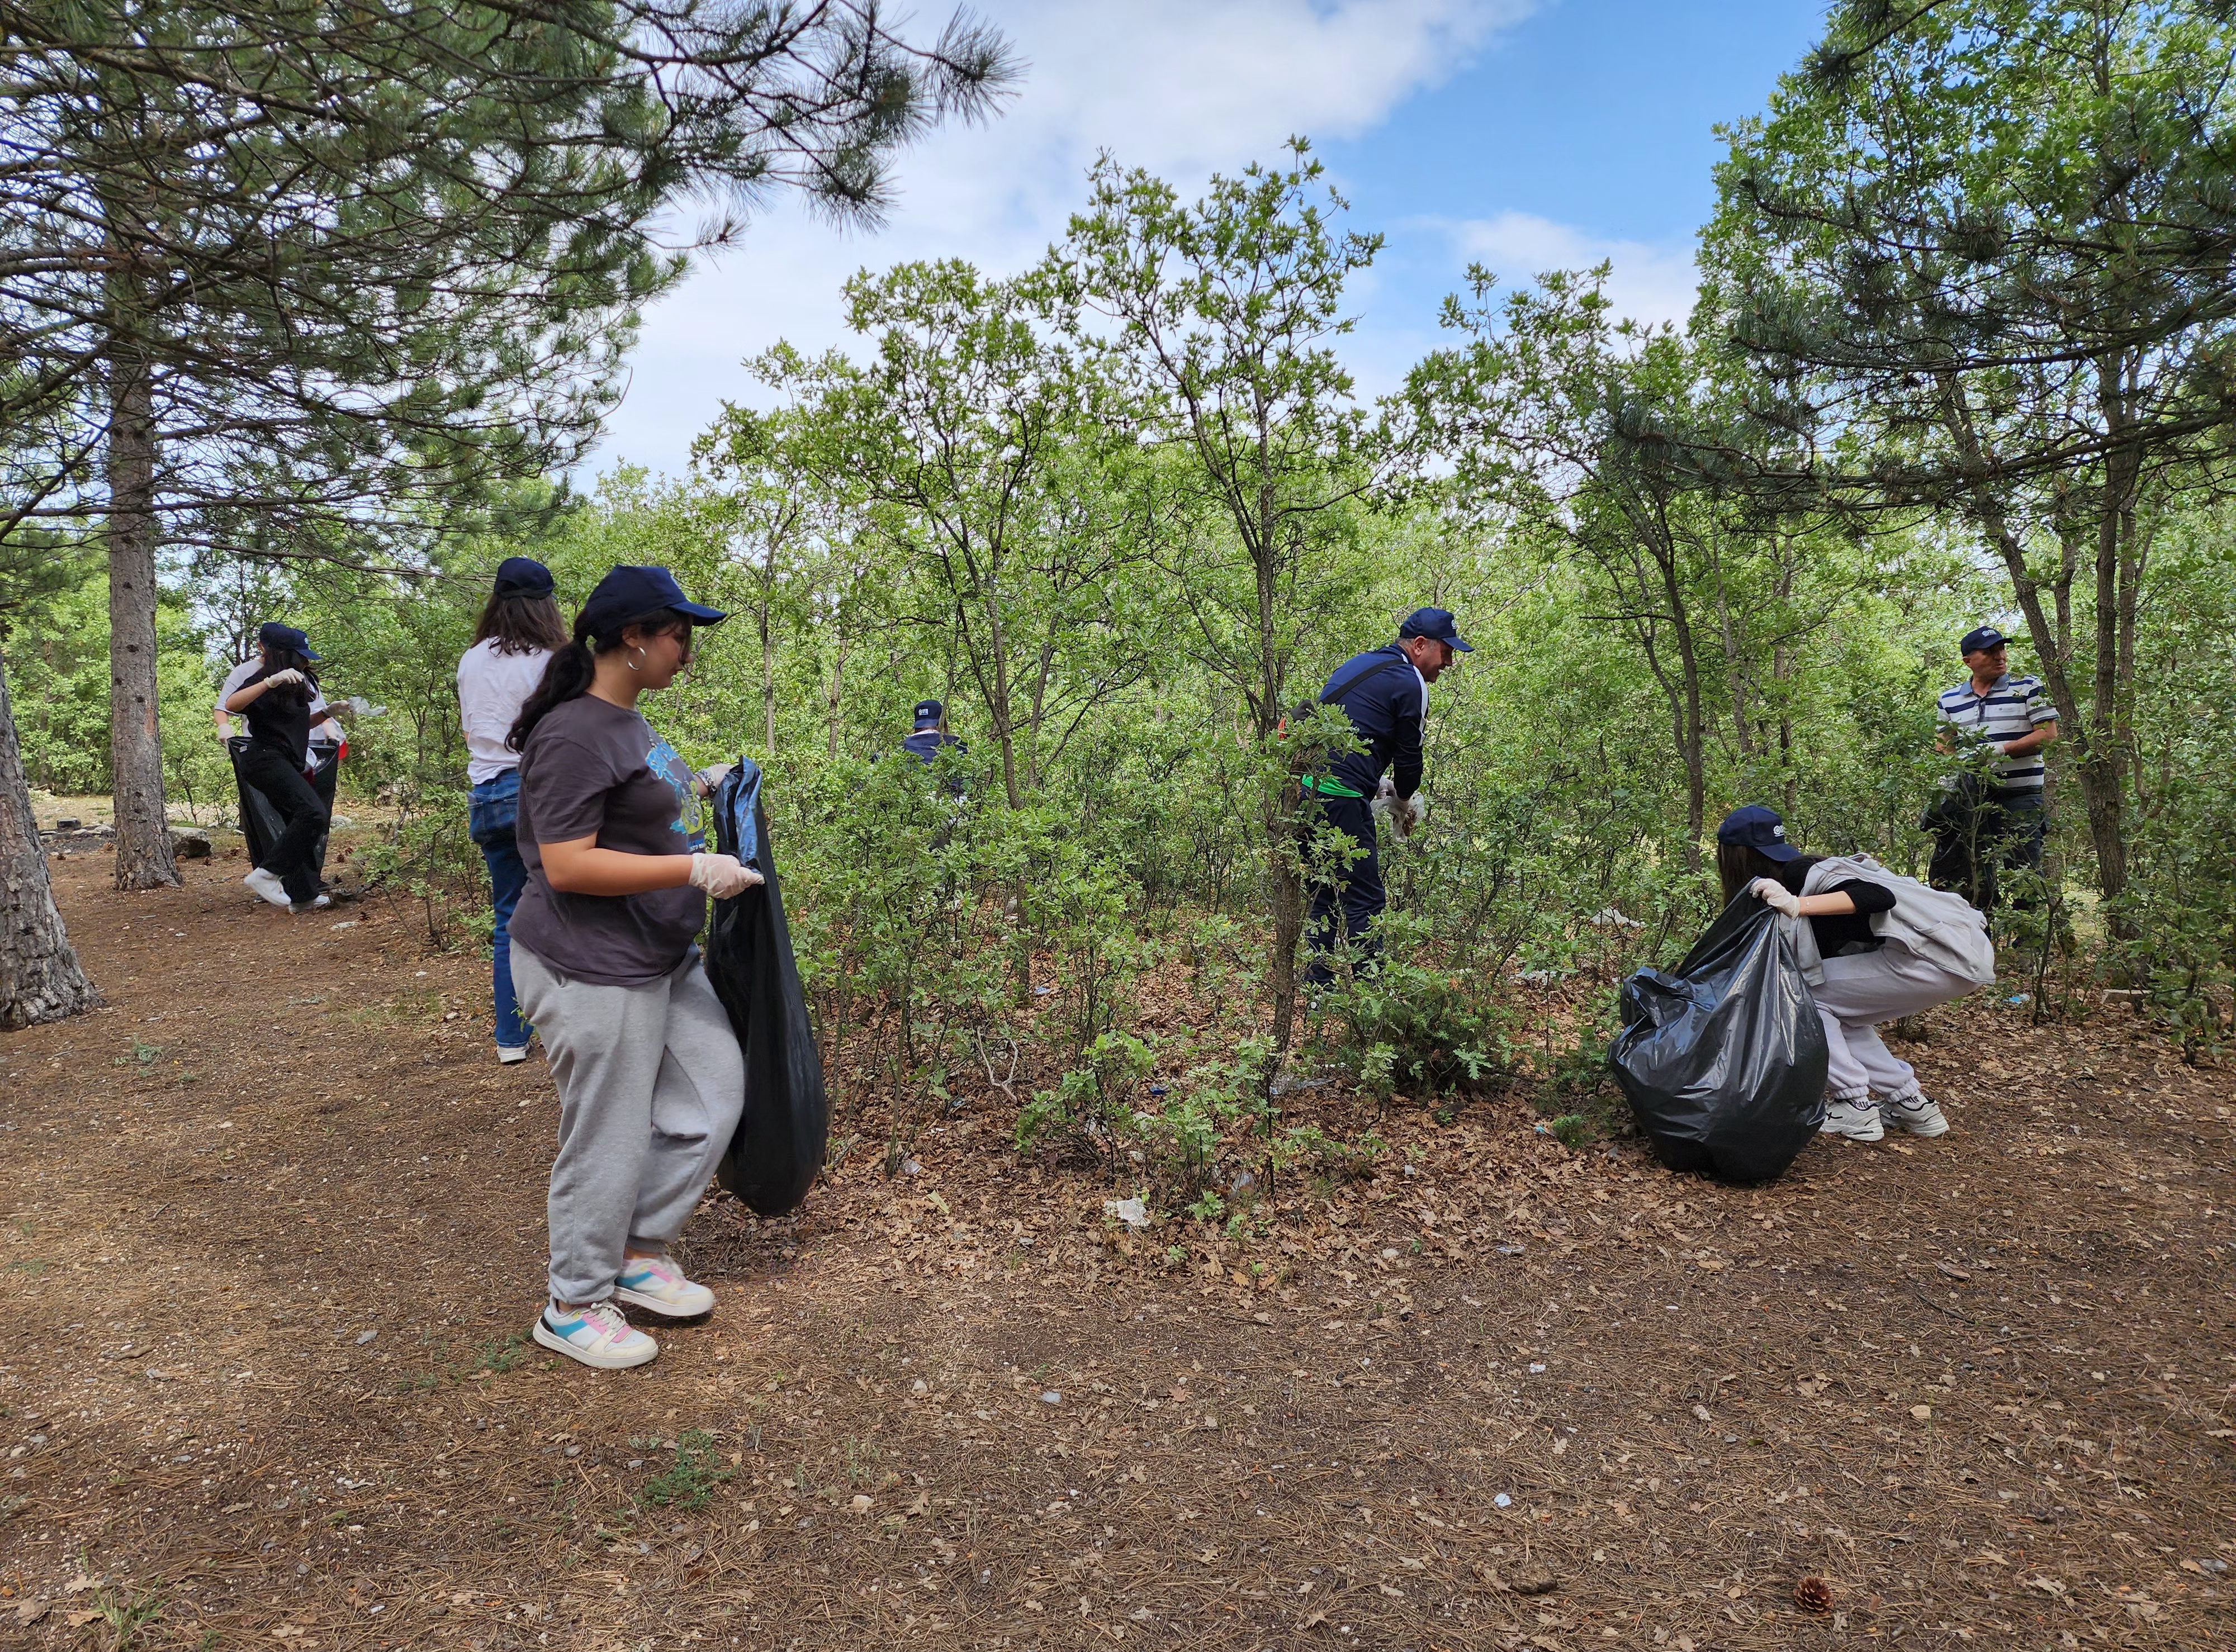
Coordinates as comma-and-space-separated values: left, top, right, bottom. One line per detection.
615, 1253, 716, 1318
290, 893, 331, 914
496, 1045, 530, 1066
532, 1299, 659, 1370
243, 867, 291, 909
1820, 1099, 1886, 1142
1884, 1093, 1950, 1137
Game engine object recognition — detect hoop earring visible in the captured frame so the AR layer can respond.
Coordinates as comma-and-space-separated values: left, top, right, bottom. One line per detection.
627, 646, 645, 672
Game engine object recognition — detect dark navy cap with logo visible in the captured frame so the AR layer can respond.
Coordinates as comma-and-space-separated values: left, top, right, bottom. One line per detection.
912, 699, 945, 729
1717, 803, 1801, 863
258, 620, 318, 660
492, 556, 555, 598
1959, 625, 2010, 656
1398, 606, 1474, 652
576, 564, 727, 638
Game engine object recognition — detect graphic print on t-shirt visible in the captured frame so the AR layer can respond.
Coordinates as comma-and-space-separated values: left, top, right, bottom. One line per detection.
646, 737, 704, 849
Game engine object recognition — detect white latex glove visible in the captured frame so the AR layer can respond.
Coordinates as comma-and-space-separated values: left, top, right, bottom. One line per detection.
263, 667, 305, 687
695, 762, 735, 797
1750, 875, 1801, 917
689, 852, 764, 899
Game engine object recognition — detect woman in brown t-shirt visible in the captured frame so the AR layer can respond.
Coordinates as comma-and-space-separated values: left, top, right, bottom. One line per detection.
506, 565, 761, 1371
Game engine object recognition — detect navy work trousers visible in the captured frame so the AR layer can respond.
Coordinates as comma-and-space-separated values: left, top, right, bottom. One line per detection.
1304, 792, 1385, 986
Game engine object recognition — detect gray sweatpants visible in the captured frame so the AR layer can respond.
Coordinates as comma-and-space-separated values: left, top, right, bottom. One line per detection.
511, 944, 744, 1306
1811, 944, 1974, 1106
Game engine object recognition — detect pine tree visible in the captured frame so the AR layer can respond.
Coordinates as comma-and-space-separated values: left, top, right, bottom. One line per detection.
0, 0, 1013, 889
1707, 0, 2236, 909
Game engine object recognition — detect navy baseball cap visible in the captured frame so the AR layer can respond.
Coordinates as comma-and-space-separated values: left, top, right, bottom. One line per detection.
1398, 606, 1473, 652
576, 565, 726, 637
912, 699, 944, 728
492, 556, 555, 598
257, 620, 317, 660
1717, 804, 1801, 863
1959, 625, 2010, 655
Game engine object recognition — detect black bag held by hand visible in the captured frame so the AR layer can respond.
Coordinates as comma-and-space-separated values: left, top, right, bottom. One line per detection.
705, 758, 829, 1216
1608, 895, 1828, 1184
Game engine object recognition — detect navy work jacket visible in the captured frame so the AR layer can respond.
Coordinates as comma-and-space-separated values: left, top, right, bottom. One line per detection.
901, 729, 968, 797
902, 730, 964, 767
1314, 645, 1424, 800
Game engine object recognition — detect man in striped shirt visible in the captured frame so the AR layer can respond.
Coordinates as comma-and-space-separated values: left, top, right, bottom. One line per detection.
1926, 625, 2059, 911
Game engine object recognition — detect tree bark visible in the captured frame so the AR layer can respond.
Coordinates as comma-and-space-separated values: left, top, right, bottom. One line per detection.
757, 579, 776, 754
0, 649, 101, 1028
104, 324, 180, 892
825, 632, 846, 759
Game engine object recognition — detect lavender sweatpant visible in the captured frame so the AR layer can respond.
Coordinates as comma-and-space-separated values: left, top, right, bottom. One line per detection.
1810, 945, 1976, 1106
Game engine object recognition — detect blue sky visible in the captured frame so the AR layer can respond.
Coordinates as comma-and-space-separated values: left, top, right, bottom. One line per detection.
598, 1, 1830, 478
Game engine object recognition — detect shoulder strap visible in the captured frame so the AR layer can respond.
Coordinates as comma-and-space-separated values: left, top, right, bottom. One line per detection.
1319, 649, 1406, 707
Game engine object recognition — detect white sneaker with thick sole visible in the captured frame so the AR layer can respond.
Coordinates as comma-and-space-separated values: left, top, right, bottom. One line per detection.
1820, 1099, 1886, 1142
1884, 1092, 1950, 1137
243, 866, 291, 909
290, 893, 332, 914
496, 1045, 530, 1066
615, 1254, 716, 1318
533, 1299, 658, 1370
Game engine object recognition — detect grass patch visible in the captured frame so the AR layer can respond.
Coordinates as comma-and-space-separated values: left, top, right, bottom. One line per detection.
390, 1328, 533, 1393
637, 1430, 733, 1511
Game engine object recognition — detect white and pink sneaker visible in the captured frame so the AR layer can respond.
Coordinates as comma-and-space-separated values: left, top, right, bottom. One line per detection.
533, 1299, 658, 1370
615, 1253, 715, 1319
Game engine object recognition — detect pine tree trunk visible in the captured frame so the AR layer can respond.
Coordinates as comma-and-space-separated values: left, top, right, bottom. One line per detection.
0, 650, 101, 1029
105, 331, 180, 892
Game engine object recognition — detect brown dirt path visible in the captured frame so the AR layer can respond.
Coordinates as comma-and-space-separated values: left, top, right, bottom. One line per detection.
2, 848, 2233, 1650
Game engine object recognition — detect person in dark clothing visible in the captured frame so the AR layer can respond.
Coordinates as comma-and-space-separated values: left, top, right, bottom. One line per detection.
1714, 805, 1970, 1143
901, 698, 965, 772
899, 699, 968, 799
222, 623, 333, 914
1301, 606, 1471, 986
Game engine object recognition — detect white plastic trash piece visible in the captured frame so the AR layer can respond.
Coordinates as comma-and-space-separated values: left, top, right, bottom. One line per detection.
1493, 1493, 1512, 1509
1103, 1197, 1149, 1231
345, 696, 388, 717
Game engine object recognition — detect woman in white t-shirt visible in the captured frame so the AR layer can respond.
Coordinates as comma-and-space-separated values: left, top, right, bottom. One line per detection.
458, 558, 566, 1064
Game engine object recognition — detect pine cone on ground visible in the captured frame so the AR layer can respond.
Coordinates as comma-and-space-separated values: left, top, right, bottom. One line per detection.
1793, 1575, 1835, 1613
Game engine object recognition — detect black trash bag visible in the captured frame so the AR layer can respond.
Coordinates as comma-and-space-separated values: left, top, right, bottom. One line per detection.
228, 736, 337, 883
705, 757, 829, 1216
1608, 895, 1828, 1184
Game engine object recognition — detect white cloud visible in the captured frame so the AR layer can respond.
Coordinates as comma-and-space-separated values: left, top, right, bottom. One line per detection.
1436, 210, 1702, 332
598, 0, 1537, 477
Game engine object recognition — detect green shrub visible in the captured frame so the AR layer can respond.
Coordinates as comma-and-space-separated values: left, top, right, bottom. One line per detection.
1310, 908, 1513, 1098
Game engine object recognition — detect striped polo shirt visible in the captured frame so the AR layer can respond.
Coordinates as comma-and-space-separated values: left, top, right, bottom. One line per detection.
1937, 672, 2057, 790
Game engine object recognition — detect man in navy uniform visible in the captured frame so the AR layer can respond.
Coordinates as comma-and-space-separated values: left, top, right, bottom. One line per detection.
902, 699, 963, 765
1301, 606, 1471, 985
901, 699, 968, 796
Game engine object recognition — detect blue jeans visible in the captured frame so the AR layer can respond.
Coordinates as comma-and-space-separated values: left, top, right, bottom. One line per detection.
470, 771, 530, 1050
